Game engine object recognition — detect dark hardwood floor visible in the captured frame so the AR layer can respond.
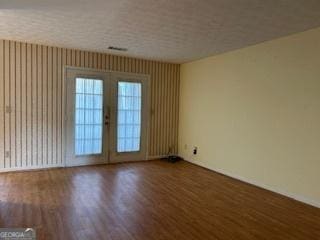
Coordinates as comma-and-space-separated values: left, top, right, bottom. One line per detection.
0, 160, 319, 240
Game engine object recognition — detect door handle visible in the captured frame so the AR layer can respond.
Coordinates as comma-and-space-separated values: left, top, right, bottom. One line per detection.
105, 115, 110, 125
104, 106, 110, 126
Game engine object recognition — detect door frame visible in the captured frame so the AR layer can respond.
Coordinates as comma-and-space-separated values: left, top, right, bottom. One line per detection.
63, 66, 150, 167
64, 68, 111, 167
109, 72, 150, 163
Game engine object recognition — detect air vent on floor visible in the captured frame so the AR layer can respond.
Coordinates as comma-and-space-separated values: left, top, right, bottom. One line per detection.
108, 46, 128, 52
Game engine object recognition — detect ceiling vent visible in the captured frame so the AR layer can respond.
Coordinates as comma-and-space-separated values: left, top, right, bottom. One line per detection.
108, 46, 128, 52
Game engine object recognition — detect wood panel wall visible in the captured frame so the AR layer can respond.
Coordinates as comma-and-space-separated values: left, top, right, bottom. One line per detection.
0, 39, 180, 170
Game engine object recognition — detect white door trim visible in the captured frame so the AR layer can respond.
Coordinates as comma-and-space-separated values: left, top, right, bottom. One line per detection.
109, 72, 150, 163
63, 66, 151, 167
64, 68, 110, 167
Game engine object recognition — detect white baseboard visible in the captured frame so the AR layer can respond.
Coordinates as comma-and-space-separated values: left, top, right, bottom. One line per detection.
184, 158, 320, 209
147, 155, 168, 160
0, 156, 163, 173
0, 164, 64, 173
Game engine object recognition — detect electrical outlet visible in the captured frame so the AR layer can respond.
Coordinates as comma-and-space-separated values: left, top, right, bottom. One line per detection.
184, 144, 188, 150
193, 147, 197, 155
168, 146, 172, 155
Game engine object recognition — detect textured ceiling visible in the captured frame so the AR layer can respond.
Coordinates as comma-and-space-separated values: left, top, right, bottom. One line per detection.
1, 0, 320, 63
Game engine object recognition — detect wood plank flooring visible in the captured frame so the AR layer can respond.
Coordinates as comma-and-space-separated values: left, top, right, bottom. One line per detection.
0, 160, 319, 240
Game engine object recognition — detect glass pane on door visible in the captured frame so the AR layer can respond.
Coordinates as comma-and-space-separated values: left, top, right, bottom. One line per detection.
75, 78, 104, 155
117, 82, 142, 152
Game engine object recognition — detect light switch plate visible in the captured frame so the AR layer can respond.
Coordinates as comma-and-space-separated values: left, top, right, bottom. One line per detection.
5, 106, 12, 113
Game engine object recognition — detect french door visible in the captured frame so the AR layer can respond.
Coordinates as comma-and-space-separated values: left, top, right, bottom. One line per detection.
65, 68, 149, 166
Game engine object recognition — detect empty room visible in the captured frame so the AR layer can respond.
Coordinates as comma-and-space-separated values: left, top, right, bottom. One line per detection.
0, 0, 320, 239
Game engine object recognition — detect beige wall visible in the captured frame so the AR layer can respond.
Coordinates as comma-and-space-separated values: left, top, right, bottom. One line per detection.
179, 27, 320, 206
0, 40, 180, 171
